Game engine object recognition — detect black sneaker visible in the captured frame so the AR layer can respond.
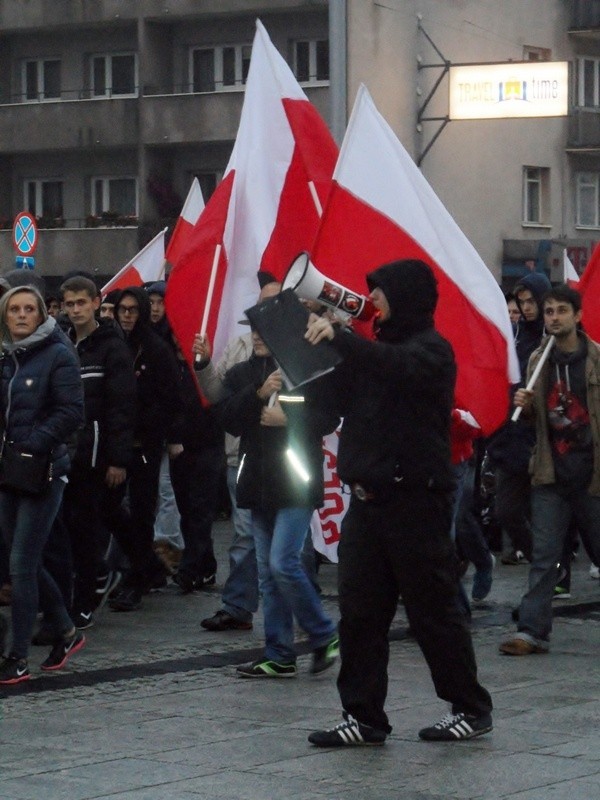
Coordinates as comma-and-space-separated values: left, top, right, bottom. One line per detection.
171, 571, 197, 594
0, 656, 30, 685
311, 635, 339, 675
236, 658, 297, 678
500, 550, 529, 565
418, 711, 493, 741
95, 570, 122, 610
73, 610, 94, 630
308, 713, 387, 747
41, 631, 86, 671
109, 584, 142, 612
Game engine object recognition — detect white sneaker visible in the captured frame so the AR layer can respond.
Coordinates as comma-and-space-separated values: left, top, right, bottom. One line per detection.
590, 564, 600, 580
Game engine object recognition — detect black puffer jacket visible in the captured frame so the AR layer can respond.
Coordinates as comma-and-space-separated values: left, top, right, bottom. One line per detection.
326, 260, 456, 492
170, 356, 224, 452
0, 318, 84, 478
69, 320, 136, 470
217, 353, 339, 510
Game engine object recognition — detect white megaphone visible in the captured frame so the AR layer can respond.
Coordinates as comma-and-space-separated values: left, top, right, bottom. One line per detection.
282, 252, 375, 321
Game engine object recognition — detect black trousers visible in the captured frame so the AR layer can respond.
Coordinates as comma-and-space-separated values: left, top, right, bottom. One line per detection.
337, 487, 493, 734
494, 467, 532, 558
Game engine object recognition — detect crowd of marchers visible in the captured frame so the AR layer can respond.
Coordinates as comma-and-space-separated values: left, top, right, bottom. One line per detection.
0, 261, 598, 751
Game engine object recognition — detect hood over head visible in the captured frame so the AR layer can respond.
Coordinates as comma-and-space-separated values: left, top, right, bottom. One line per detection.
146, 280, 166, 298
116, 286, 151, 336
366, 259, 438, 342
513, 272, 551, 315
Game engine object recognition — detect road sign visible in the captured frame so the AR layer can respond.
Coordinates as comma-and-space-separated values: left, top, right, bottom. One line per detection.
12, 212, 38, 257
15, 256, 35, 270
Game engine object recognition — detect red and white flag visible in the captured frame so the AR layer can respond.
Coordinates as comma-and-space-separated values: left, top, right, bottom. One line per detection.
165, 178, 205, 267
563, 250, 580, 286
579, 242, 600, 342
101, 228, 167, 296
311, 86, 519, 437
166, 20, 338, 366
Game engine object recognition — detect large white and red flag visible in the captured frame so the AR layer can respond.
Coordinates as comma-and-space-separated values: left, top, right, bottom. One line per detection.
165, 19, 338, 367
310, 86, 519, 437
101, 228, 167, 296
165, 178, 205, 267
579, 242, 600, 342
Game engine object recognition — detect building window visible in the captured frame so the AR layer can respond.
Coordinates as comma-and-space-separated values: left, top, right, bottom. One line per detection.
522, 167, 549, 225
189, 45, 252, 93
24, 179, 63, 220
576, 172, 600, 228
293, 40, 329, 84
91, 53, 137, 97
576, 57, 600, 108
22, 59, 61, 101
91, 177, 138, 217
523, 46, 551, 62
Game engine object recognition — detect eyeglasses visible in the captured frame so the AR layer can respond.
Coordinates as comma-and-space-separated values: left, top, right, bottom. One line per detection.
117, 305, 139, 316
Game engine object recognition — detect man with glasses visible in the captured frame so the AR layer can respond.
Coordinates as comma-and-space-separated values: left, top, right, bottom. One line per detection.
108, 287, 181, 612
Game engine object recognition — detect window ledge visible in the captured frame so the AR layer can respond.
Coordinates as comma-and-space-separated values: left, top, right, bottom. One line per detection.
521, 223, 552, 229
575, 224, 600, 231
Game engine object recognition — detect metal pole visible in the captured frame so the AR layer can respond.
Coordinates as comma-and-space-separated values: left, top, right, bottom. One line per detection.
329, 0, 347, 145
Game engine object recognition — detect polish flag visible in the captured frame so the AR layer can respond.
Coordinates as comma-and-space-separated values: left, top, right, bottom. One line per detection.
579, 243, 600, 342
311, 86, 519, 437
165, 178, 205, 267
563, 250, 580, 286
166, 20, 338, 366
101, 228, 167, 296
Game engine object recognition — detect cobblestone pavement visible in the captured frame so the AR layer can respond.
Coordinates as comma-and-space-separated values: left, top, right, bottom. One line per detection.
1, 520, 599, 800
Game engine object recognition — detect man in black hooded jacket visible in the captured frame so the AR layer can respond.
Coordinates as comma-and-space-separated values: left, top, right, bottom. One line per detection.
305, 259, 492, 746
107, 286, 181, 612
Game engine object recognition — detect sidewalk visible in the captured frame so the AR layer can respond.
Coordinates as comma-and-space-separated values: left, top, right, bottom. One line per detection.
1, 519, 599, 800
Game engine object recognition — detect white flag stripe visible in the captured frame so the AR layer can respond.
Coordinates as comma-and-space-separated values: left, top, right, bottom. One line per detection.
563, 250, 579, 282
101, 228, 166, 295
180, 177, 205, 224
337, 86, 520, 383
214, 21, 306, 356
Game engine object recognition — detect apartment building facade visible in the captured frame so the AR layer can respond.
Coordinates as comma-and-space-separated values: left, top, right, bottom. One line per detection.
0, 1, 599, 290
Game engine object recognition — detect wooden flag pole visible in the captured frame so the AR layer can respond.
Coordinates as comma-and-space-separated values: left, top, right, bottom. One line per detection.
511, 335, 555, 422
194, 242, 222, 365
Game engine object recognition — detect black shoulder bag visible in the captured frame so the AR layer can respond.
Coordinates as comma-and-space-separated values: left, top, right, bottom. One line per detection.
0, 433, 53, 495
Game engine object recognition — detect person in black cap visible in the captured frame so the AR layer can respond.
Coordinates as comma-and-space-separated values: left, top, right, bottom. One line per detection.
305, 258, 492, 746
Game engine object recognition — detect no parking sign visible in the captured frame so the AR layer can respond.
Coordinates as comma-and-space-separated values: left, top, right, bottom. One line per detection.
12, 212, 38, 267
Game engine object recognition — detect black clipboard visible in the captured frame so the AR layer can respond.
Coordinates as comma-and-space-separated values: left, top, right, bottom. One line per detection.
244, 289, 341, 390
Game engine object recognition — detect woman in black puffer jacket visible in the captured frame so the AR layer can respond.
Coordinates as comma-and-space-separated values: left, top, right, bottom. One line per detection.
0, 285, 84, 685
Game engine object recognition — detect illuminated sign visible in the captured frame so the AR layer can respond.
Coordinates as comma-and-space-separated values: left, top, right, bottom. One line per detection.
449, 62, 569, 120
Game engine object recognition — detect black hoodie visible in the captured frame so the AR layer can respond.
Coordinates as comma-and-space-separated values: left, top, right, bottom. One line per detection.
116, 287, 180, 448
326, 259, 456, 491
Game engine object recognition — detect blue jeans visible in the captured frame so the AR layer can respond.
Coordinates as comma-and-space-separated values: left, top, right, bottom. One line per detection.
252, 507, 336, 663
221, 465, 257, 623
0, 480, 73, 659
154, 451, 184, 550
518, 485, 600, 642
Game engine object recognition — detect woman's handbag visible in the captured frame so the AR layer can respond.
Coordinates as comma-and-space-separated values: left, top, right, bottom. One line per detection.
0, 439, 53, 495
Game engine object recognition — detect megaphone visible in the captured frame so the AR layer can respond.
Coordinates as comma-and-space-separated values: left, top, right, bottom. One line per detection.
282, 252, 375, 321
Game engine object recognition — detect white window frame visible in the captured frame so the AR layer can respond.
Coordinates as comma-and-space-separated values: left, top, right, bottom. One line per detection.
576, 57, 600, 108
90, 52, 138, 98
188, 44, 252, 93
23, 179, 63, 218
522, 167, 549, 226
91, 176, 138, 217
21, 58, 61, 102
575, 171, 600, 229
292, 39, 329, 85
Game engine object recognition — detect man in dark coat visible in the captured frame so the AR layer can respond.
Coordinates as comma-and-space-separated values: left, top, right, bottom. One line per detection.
306, 259, 493, 746
60, 276, 136, 628
107, 286, 181, 611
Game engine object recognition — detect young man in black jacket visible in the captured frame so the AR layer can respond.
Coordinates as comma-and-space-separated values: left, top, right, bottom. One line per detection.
61, 276, 136, 628
305, 259, 493, 746
108, 286, 181, 612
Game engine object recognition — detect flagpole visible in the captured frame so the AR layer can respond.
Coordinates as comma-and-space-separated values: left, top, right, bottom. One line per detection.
308, 181, 323, 217
194, 242, 222, 365
511, 335, 555, 422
